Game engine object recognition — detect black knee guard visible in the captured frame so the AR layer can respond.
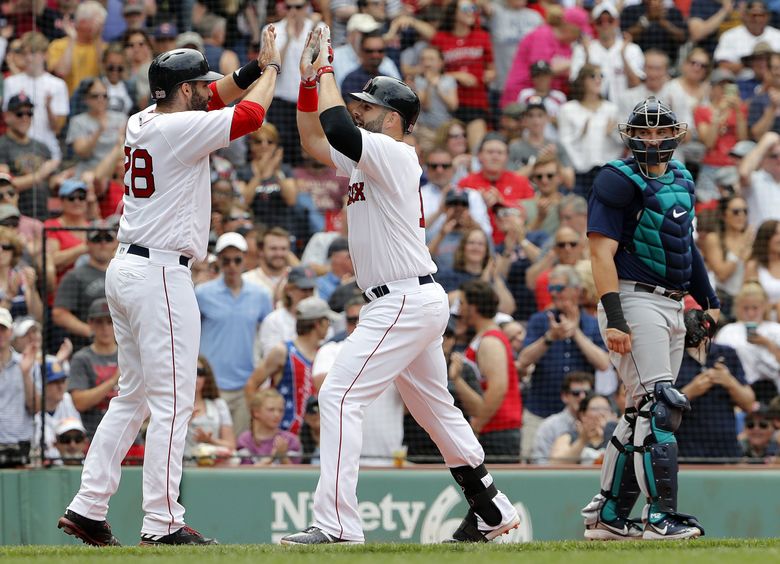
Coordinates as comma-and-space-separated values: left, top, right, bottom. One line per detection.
450, 464, 502, 527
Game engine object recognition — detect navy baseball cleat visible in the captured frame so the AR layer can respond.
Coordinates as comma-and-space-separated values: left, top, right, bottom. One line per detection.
643, 513, 704, 540
57, 509, 121, 546
280, 526, 361, 545
140, 525, 218, 545
584, 516, 644, 541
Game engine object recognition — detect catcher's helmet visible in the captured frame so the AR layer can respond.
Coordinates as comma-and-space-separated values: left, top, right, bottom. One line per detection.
149, 49, 223, 101
618, 96, 687, 178
349, 76, 420, 134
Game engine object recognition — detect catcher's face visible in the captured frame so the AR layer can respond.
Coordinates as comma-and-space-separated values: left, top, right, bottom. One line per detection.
632, 126, 676, 147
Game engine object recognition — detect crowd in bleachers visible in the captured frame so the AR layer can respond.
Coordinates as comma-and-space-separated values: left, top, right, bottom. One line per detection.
3, 0, 780, 468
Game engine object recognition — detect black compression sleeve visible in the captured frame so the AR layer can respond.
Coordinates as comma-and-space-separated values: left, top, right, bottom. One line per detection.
320, 106, 362, 162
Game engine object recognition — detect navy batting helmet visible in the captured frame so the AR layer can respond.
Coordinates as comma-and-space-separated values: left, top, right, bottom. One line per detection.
349, 76, 420, 134
149, 49, 223, 101
619, 96, 687, 177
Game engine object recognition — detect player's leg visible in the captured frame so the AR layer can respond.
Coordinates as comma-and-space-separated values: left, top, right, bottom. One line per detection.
60, 262, 149, 546
395, 334, 519, 542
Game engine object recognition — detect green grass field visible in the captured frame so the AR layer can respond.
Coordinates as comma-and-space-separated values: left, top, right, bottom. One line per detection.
1, 539, 778, 564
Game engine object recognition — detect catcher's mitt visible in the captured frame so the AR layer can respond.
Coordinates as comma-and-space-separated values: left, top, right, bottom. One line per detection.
684, 309, 717, 349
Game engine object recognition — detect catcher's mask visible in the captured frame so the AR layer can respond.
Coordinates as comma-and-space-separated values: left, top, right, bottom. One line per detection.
619, 96, 687, 179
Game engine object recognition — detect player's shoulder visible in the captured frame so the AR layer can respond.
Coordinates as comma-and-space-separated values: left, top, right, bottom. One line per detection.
591, 160, 640, 209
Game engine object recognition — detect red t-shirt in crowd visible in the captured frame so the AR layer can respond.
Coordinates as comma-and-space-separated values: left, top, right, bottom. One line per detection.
464, 328, 523, 434
98, 181, 125, 219
458, 170, 534, 244
431, 29, 493, 110
693, 103, 747, 167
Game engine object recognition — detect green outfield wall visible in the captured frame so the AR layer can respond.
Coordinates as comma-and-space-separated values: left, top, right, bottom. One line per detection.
1, 467, 779, 545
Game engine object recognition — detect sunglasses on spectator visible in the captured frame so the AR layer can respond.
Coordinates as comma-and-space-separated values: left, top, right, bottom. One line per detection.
286, 2, 306, 9
89, 93, 108, 99
533, 173, 556, 180
0, 243, 14, 251
58, 433, 85, 444
548, 284, 569, 293
89, 232, 115, 243
0, 218, 19, 228
106, 65, 124, 72
728, 208, 748, 215
220, 256, 243, 266
555, 241, 579, 249
0, 189, 16, 199
428, 162, 452, 169
64, 192, 87, 202
346, 316, 360, 324
746, 420, 771, 429
459, 4, 478, 13
363, 48, 385, 54
14, 110, 33, 118
197, 367, 207, 376
448, 131, 466, 139
567, 388, 590, 397
688, 60, 708, 68
768, 153, 780, 159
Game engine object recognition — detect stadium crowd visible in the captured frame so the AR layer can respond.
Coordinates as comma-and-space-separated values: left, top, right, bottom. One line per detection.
3, 0, 780, 468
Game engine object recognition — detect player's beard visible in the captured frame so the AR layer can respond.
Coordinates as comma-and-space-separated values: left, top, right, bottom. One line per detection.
361, 110, 388, 133
189, 87, 209, 112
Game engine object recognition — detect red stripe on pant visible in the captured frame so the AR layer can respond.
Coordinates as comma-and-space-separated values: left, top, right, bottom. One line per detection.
162, 267, 177, 534
334, 296, 406, 539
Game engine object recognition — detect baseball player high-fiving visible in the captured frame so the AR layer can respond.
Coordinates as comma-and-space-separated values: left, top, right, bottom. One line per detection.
281, 27, 519, 545
58, 28, 281, 547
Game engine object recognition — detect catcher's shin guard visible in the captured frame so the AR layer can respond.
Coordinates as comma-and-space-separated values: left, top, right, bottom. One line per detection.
634, 382, 690, 519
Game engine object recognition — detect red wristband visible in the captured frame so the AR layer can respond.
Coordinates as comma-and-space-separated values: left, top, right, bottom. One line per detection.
317, 66, 334, 81
297, 81, 319, 112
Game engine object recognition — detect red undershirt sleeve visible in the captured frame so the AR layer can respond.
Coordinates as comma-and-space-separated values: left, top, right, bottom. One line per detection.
207, 82, 226, 111
229, 100, 266, 140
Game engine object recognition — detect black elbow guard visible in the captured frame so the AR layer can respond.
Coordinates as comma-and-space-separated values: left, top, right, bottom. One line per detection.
320, 106, 362, 162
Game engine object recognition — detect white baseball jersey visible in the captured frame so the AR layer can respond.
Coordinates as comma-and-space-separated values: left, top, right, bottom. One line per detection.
119, 104, 235, 261
330, 129, 436, 289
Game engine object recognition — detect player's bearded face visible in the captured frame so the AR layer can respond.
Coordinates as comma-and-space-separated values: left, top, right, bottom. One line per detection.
188, 82, 210, 112
358, 108, 388, 133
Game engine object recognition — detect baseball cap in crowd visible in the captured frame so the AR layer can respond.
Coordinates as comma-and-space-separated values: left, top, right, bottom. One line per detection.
714, 166, 739, 188
742, 41, 773, 64
745, 0, 770, 13
530, 60, 552, 77
296, 296, 341, 321
123, 0, 145, 15
305, 395, 319, 415
55, 417, 87, 438
327, 237, 349, 258
710, 68, 736, 85
0, 307, 12, 329
7, 93, 34, 112
0, 172, 13, 185
346, 14, 381, 34
525, 95, 546, 112
87, 298, 112, 320
730, 140, 757, 159
563, 7, 592, 37
591, 1, 619, 20
59, 179, 87, 197
478, 132, 507, 152
154, 21, 178, 39
502, 103, 526, 119
288, 266, 318, 289
445, 190, 470, 207
215, 232, 248, 254
176, 32, 204, 52
0, 204, 20, 224
13, 317, 40, 339
46, 355, 67, 384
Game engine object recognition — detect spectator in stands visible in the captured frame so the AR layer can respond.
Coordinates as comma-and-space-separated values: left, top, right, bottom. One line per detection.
122, 29, 154, 108
746, 221, 780, 308
509, 98, 575, 189
238, 389, 302, 465
549, 392, 616, 464
52, 417, 88, 466
243, 226, 299, 299
713, 0, 780, 73
120, 0, 151, 37
413, 46, 458, 144
702, 195, 754, 321
333, 14, 401, 89
740, 405, 780, 461
317, 237, 354, 301
341, 31, 390, 100
80, 138, 126, 220
0, 307, 37, 468
527, 225, 586, 311
570, 2, 644, 104
621, 0, 686, 65
530, 371, 594, 464
0, 226, 42, 321
199, 13, 240, 75
35, 0, 77, 41
688, 0, 739, 57
495, 205, 543, 321
449, 280, 522, 462
299, 395, 321, 464
0, 175, 44, 258
45, 179, 94, 288
738, 132, 780, 228
429, 0, 495, 152
52, 222, 116, 350
749, 52, 780, 140
295, 151, 350, 237
694, 68, 748, 204
0, 93, 60, 221
257, 265, 317, 357
558, 193, 589, 242
742, 42, 773, 102
185, 355, 236, 464
676, 340, 753, 461
152, 21, 179, 55
558, 64, 623, 196
67, 298, 117, 438
665, 47, 711, 143
197, 233, 272, 436
715, 281, 780, 389
518, 265, 609, 459
238, 124, 299, 233
485, 0, 543, 101
427, 189, 481, 269
33, 355, 82, 463
498, 104, 526, 144
71, 44, 137, 116
434, 119, 474, 182
46, 1, 106, 94
502, 6, 591, 108
522, 155, 566, 238
3, 31, 69, 164
458, 133, 534, 245
616, 49, 671, 120
517, 61, 567, 136
66, 77, 127, 177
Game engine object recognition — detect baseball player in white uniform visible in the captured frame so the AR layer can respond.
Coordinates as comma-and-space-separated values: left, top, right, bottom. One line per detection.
281, 27, 520, 545
57, 28, 282, 546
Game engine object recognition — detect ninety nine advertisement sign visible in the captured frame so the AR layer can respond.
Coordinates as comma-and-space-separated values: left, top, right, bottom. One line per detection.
269, 486, 534, 544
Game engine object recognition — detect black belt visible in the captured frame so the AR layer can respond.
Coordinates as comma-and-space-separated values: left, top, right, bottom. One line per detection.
363, 274, 435, 303
633, 282, 686, 301
127, 244, 190, 267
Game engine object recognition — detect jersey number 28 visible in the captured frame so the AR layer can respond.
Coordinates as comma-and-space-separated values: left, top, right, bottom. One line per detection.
124, 147, 156, 198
